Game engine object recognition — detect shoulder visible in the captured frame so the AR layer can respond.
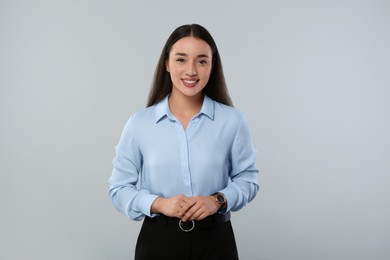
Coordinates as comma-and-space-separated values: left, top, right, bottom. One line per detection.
124, 105, 157, 130
213, 100, 245, 123
131, 105, 156, 121
211, 100, 254, 138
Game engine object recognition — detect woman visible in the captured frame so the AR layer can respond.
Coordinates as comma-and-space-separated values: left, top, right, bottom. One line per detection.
109, 24, 259, 260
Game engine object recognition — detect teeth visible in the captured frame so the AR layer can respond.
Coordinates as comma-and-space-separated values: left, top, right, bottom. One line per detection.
183, 80, 197, 83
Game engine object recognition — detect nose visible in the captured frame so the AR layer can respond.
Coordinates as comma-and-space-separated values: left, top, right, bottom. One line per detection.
186, 62, 197, 76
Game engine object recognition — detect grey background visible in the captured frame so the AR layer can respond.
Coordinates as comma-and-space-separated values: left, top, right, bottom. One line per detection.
1, 0, 389, 259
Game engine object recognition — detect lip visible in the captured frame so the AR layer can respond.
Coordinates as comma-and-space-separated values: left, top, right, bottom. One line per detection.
181, 79, 199, 88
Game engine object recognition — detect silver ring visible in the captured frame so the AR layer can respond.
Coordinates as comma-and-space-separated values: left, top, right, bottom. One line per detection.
179, 219, 195, 232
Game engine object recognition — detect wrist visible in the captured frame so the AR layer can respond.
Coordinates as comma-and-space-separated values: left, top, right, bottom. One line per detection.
211, 192, 227, 209
151, 196, 161, 214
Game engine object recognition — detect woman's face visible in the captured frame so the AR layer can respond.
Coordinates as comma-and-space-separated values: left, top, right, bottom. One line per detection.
166, 37, 212, 99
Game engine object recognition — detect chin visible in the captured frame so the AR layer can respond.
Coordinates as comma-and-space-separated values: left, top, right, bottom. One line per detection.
182, 88, 204, 97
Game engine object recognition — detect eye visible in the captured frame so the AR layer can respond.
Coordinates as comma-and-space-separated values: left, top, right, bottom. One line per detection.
176, 58, 186, 63
198, 59, 209, 65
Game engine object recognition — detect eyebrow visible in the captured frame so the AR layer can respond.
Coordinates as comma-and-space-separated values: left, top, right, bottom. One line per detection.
173, 52, 210, 58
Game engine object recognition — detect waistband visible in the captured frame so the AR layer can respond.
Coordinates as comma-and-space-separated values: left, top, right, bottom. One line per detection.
146, 212, 231, 232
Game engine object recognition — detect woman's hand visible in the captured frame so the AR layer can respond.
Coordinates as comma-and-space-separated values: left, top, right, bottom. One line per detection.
151, 194, 192, 219
181, 196, 220, 222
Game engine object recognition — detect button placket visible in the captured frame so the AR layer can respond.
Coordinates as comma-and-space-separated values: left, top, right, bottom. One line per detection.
173, 119, 193, 196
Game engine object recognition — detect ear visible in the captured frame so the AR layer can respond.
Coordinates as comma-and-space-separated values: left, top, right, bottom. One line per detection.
165, 59, 170, 73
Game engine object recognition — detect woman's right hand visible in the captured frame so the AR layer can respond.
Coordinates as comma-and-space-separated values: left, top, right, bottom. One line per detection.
151, 194, 194, 219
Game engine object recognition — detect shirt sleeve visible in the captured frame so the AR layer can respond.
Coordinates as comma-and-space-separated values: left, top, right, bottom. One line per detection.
219, 114, 259, 213
108, 116, 158, 221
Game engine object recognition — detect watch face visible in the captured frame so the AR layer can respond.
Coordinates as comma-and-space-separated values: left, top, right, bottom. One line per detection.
216, 194, 225, 204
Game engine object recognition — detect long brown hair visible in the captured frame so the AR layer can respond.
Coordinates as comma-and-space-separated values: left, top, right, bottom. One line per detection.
146, 24, 233, 107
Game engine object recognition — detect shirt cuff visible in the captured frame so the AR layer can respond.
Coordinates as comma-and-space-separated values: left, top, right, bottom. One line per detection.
218, 187, 238, 214
138, 193, 159, 218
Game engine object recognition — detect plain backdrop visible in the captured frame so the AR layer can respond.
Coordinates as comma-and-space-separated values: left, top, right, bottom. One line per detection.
1, 0, 389, 259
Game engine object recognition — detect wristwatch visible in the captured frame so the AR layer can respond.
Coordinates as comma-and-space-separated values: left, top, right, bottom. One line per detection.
212, 192, 227, 209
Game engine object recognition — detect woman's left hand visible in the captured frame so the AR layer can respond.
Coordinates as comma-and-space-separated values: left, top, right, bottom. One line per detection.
181, 196, 220, 222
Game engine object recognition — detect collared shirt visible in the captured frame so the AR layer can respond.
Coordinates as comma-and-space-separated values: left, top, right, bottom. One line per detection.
109, 95, 259, 221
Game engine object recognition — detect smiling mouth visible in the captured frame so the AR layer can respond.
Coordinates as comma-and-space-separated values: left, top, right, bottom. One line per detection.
182, 79, 199, 88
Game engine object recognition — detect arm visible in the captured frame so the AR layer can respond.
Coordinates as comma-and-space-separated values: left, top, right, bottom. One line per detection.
108, 116, 158, 221
220, 114, 259, 213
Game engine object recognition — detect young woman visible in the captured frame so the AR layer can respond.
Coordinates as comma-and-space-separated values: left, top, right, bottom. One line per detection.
109, 24, 259, 260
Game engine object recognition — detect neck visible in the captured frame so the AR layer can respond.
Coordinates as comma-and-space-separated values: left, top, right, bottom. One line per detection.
168, 92, 204, 116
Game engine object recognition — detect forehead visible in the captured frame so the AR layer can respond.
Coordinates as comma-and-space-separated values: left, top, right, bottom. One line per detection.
170, 37, 212, 56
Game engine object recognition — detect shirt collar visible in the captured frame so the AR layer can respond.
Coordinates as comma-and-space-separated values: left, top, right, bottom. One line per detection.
200, 95, 215, 120
155, 95, 215, 123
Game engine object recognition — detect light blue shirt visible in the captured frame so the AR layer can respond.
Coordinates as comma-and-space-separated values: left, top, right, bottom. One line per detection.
109, 95, 259, 221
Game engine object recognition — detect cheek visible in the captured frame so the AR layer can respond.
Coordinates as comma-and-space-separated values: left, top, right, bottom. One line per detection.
201, 68, 212, 80
172, 67, 186, 79
170, 68, 181, 79
166, 60, 177, 73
